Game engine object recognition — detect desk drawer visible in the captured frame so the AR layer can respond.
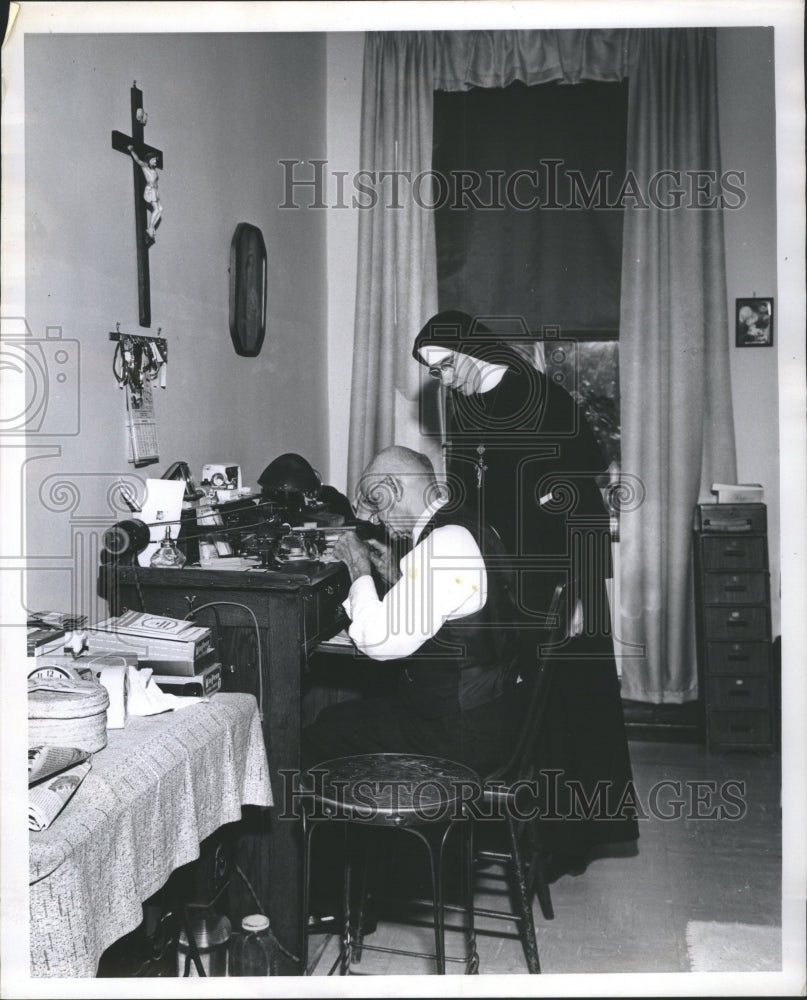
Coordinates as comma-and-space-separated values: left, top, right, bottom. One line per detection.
701, 536, 765, 571
302, 581, 347, 647
703, 572, 767, 605
695, 504, 766, 534
703, 607, 768, 640
708, 675, 769, 711
709, 710, 771, 746
706, 641, 770, 675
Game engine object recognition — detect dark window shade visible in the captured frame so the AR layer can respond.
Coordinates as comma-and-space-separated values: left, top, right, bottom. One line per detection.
433, 80, 629, 334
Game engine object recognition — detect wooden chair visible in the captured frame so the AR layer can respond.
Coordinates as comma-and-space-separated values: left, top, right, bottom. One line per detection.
468, 580, 569, 972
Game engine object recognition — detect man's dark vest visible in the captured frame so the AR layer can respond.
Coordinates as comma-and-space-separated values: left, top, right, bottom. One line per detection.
396, 507, 521, 718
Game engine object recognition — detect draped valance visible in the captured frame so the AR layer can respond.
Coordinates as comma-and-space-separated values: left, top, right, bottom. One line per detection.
432, 28, 635, 90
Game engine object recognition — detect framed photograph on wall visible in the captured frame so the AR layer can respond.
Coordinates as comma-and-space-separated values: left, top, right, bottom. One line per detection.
735, 297, 774, 347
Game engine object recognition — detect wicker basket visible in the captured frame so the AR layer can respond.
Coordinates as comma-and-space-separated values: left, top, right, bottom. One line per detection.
28, 679, 110, 753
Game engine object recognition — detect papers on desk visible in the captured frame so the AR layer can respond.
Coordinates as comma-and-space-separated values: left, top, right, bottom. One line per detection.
317, 629, 354, 650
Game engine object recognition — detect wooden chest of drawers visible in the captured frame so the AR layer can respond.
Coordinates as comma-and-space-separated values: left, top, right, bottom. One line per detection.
693, 503, 775, 752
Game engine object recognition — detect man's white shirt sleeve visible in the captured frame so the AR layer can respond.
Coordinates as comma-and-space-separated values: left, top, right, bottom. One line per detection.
343, 524, 487, 660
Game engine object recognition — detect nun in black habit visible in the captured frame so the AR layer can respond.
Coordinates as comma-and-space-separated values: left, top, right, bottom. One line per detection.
413, 310, 638, 875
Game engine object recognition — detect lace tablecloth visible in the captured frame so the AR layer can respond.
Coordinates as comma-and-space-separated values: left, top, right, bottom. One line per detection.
29, 692, 272, 977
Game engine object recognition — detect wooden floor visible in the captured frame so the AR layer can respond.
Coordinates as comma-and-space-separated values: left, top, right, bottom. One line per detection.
309, 739, 782, 977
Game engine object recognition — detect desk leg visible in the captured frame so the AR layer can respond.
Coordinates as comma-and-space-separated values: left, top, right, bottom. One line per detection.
265, 592, 304, 975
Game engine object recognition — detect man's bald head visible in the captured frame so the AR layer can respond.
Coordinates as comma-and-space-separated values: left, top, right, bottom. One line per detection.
355, 447, 441, 532
364, 446, 436, 481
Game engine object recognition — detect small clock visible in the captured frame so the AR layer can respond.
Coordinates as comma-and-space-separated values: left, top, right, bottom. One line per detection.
229, 222, 267, 357
28, 662, 83, 682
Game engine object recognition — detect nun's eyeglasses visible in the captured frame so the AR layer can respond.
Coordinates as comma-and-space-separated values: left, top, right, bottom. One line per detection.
427, 359, 455, 380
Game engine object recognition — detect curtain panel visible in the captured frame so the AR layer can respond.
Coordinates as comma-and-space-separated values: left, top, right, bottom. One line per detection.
347, 32, 440, 492
617, 28, 737, 702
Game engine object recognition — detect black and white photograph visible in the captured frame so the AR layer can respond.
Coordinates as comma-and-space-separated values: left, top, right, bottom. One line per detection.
736, 297, 774, 347
1, 2, 805, 998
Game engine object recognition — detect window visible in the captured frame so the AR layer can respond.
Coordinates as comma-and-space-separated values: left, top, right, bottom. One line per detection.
433, 80, 627, 513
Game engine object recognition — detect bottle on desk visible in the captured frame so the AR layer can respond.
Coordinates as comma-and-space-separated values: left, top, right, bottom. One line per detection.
229, 913, 280, 976
150, 527, 187, 569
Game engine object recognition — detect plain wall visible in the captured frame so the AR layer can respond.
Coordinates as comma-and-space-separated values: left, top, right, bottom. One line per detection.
23, 32, 328, 619
717, 27, 781, 636
325, 32, 364, 494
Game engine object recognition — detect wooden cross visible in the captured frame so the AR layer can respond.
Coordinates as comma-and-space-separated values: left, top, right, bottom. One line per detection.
112, 82, 163, 327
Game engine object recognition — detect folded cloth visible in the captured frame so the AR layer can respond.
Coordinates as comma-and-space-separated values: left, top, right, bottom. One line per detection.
126, 666, 201, 715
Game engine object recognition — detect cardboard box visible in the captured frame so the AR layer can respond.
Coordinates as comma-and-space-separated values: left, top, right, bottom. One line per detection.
151, 662, 223, 697
88, 613, 215, 676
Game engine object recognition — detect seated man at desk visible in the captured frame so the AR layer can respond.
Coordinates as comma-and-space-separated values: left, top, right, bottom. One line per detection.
302, 445, 523, 776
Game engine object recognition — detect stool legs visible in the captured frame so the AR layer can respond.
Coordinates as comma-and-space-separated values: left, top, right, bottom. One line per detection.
301, 810, 312, 974
464, 821, 479, 974
302, 817, 479, 975
429, 833, 446, 974
352, 849, 372, 964
339, 824, 353, 975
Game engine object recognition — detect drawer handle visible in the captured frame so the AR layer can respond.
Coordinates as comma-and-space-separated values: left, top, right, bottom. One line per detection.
704, 520, 752, 531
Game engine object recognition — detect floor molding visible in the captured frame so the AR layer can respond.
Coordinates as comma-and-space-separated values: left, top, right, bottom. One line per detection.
621, 698, 702, 743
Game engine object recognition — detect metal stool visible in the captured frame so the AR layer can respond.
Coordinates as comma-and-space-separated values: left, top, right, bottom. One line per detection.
301, 753, 480, 975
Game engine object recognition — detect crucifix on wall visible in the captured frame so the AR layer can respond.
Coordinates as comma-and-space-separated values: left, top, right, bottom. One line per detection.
112, 82, 163, 327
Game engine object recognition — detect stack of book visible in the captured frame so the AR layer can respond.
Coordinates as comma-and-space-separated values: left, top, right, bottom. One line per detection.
710, 483, 764, 504
87, 611, 222, 697
27, 612, 88, 657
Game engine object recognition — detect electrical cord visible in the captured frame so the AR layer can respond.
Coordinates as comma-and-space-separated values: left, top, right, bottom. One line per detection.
183, 601, 264, 722
233, 864, 300, 965
110, 595, 304, 966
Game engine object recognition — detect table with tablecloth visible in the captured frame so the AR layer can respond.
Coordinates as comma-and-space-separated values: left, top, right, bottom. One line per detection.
29, 692, 273, 978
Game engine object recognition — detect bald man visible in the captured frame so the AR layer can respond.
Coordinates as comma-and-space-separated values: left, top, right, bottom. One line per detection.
303, 446, 523, 776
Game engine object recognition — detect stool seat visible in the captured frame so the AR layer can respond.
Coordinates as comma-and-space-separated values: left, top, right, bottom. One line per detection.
307, 753, 480, 826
